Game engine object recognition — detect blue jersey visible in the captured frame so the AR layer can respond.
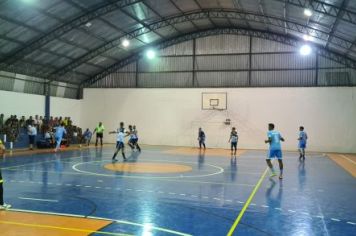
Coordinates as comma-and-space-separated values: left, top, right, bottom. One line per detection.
299, 131, 308, 143
267, 130, 282, 150
55, 126, 67, 139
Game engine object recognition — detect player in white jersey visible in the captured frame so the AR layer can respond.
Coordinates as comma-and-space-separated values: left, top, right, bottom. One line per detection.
228, 127, 238, 155
110, 122, 128, 161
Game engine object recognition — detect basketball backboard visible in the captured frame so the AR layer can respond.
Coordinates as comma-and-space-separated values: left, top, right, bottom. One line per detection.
202, 92, 227, 110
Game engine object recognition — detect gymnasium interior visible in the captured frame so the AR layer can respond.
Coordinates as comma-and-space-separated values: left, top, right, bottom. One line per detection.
0, 0, 355, 235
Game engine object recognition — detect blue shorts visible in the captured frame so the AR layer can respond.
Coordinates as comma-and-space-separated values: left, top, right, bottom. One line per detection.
267, 149, 282, 159
129, 138, 138, 144
116, 141, 124, 149
298, 142, 306, 149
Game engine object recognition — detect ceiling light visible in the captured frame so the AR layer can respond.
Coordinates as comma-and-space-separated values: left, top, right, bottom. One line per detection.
146, 49, 156, 59
85, 22, 92, 28
304, 9, 313, 17
300, 44, 312, 56
122, 39, 130, 47
303, 34, 312, 41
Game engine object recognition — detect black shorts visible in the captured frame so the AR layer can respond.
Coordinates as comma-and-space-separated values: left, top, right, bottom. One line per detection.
231, 142, 237, 149
29, 135, 35, 144
96, 133, 103, 138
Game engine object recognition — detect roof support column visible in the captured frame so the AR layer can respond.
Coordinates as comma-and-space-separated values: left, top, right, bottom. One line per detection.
135, 61, 139, 88
44, 82, 51, 122
315, 53, 319, 86
192, 38, 196, 87
248, 35, 252, 86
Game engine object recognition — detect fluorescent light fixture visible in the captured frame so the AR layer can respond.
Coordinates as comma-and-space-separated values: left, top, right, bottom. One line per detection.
304, 9, 313, 17
303, 34, 312, 41
121, 39, 130, 47
146, 49, 156, 59
300, 44, 312, 56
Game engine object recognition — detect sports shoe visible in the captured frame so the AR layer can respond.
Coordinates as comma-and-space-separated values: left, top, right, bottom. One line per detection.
0, 203, 11, 210
279, 174, 283, 179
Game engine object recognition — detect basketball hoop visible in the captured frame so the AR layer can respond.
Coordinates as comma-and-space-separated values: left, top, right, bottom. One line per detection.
211, 105, 224, 111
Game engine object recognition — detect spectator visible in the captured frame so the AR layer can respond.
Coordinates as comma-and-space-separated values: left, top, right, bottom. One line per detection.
28, 124, 37, 150
19, 116, 26, 130
26, 116, 34, 127
38, 116, 43, 130
0, 114, 4, 129
83, 128, 92, 146
49, 116, 54, 127
0, 139, 5, 156
33, 115, 39, 129
44, 129, 54, 147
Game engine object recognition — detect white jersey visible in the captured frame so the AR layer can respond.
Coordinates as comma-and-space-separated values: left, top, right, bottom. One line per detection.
230, 131, 238, 143
117, 128, 126, 142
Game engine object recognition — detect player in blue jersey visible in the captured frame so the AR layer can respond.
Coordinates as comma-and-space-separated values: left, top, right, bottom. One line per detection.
54, 123, 67, 152
228, 127, 238, 155
298, 126, 308, 161
265, 123, 285, 179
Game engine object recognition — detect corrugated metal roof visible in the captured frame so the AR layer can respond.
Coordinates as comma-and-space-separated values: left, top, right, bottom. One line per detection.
0, 0, 354, 88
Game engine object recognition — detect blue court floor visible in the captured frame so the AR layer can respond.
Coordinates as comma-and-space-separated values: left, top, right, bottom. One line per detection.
0, 146, 355, 235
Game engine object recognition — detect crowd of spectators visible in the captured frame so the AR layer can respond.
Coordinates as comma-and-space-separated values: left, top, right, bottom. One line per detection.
0, 113, 85, 149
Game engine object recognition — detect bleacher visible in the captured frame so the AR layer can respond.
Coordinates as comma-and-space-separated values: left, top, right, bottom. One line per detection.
1, 129, 33, 149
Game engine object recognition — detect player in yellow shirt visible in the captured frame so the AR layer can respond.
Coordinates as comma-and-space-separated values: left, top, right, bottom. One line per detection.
93, 122, 105, 146
0, 139, 5, 156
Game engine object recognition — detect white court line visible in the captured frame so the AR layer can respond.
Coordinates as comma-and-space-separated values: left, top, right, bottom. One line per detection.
18, 197, 59, 203
339, 155, 356, 165
71, 160, 224, 179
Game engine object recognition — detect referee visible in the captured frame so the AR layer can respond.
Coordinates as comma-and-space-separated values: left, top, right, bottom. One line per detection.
94, 122, 105, 146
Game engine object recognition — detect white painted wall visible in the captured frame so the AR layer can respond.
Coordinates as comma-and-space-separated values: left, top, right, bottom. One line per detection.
0, 90, 82, 125
81, 87, 356, 153
51, 96, 82, 125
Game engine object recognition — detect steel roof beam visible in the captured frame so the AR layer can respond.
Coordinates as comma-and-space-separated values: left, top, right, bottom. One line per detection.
0, 0, 142, 66
325, 0, 350, 49
273, 0, 356, 25
81, 27, 356, 87
52, 8, 355, 78
167, 0, 201, 30
193, 0, 217, 27
142, 1, 183, 35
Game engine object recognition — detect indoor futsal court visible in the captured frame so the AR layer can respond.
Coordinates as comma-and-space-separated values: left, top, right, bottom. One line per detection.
0, 0, 356, 236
